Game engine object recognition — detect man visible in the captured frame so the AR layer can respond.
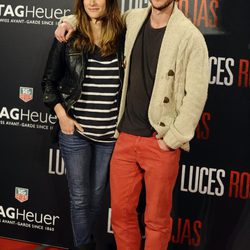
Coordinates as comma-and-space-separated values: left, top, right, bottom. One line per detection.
55, 1, 209, 249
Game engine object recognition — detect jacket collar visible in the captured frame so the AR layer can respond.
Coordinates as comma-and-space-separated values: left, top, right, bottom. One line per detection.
125, 2, 182, 59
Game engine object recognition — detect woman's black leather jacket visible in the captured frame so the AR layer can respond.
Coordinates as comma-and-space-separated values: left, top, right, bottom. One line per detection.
41, 35, 124, 114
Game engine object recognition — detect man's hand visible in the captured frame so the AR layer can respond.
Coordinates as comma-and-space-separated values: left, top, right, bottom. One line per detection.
157, 139, 174, 151
55, 22, 75, 43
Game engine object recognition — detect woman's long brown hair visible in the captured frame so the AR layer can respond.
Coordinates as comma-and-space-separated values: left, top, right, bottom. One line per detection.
74, 0, 123, 56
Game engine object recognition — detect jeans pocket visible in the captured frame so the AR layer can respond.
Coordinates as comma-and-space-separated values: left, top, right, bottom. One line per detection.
60, 130, 75, 136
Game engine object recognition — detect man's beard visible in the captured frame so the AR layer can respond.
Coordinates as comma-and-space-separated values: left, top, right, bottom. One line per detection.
150, 0, 174, 11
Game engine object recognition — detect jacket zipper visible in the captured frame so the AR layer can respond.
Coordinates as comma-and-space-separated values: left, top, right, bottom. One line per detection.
66, 51, 87, 112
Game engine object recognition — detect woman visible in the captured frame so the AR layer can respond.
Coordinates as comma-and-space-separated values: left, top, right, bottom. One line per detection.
41, 1, 124, 249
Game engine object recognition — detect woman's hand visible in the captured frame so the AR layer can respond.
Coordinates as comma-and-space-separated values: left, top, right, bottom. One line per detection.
58, 114, 82, 135
54, 103, 83, 135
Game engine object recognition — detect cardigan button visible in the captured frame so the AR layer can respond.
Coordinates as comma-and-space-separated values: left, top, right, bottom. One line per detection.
168, 70, 175, 76
163, 97, 169, 103
159, 122, 166, 127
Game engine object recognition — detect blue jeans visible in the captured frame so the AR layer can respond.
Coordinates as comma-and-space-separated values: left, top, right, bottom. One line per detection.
59, 131, 115, 247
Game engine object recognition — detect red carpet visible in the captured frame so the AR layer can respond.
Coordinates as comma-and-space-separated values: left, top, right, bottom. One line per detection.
0, 237, 64, 250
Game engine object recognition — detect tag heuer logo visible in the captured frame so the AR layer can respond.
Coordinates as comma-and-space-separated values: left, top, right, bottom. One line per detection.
15, 187, 29, 203
19, 87, 33, 102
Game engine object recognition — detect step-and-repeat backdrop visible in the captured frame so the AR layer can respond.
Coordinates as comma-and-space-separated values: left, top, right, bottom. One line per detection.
0, 0, 249, 249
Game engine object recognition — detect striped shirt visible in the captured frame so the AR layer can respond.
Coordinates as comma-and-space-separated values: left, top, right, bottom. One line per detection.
71, 47, 120, 143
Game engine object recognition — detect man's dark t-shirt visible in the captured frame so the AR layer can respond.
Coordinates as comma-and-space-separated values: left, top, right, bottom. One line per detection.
119, 15, 166, 136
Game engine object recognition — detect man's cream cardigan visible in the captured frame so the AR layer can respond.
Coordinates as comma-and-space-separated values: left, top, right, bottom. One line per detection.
61, 3, 209, 151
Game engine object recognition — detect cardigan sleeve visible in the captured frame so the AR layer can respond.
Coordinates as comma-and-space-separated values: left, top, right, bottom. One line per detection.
58, 11, 131, 32
59, 15, 78, 30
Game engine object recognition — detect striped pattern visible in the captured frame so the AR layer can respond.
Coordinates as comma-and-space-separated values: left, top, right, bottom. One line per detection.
71, 48, 120, 143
